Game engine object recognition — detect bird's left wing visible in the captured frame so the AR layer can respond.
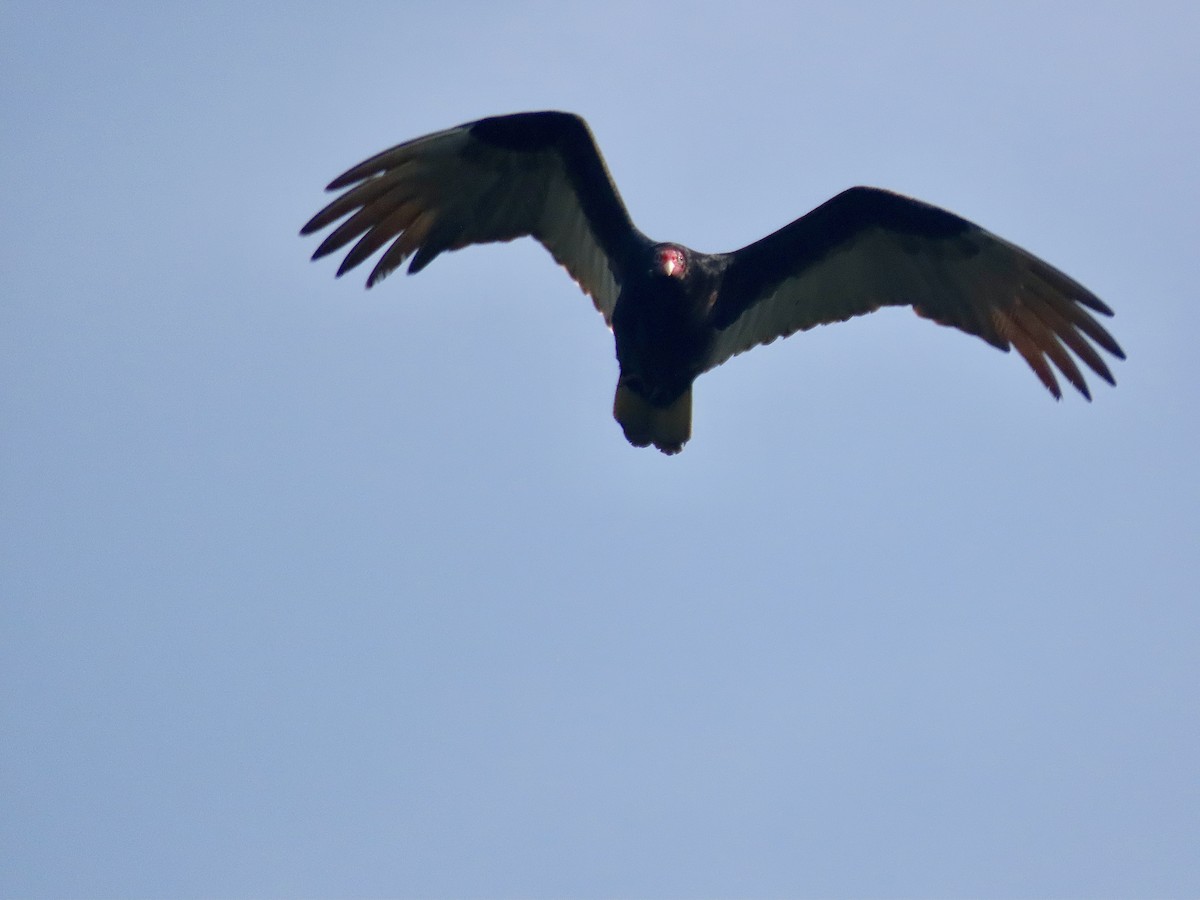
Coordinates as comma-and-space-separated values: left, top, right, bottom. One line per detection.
301, 111, 640, 323
707, 187, 1124, 398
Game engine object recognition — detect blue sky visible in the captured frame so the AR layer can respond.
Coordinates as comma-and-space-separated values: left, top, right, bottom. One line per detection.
3, 2, 1198, 897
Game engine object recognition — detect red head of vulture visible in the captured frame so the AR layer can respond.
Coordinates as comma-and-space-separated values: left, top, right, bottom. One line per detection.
302, 111, 1124, 454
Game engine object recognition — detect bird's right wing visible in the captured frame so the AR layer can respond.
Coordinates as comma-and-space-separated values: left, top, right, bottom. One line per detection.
301, 111, 641, 324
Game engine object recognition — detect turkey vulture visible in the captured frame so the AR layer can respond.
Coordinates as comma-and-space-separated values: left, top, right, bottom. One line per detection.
301, 111, 1124, 454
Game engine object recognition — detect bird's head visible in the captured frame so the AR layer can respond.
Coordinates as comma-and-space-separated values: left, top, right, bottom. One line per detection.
651, 244, 688, 280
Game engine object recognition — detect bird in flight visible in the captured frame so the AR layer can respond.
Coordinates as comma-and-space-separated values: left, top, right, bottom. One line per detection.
302, 111, 1124, 454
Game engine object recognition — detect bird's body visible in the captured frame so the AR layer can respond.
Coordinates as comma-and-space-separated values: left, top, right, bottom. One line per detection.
302, 111, 1124, 454
608, 245, 718, 451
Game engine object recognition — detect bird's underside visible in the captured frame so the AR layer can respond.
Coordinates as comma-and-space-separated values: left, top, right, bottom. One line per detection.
302, 111, 1125, 455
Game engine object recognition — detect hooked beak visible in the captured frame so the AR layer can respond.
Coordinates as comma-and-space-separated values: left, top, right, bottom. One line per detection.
656, 249, 681, 278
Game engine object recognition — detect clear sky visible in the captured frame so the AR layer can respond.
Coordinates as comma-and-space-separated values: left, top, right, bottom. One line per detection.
3, 2, 1198, 897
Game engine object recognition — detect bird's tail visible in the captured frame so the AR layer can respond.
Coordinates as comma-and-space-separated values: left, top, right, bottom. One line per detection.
613, 379, 692, 455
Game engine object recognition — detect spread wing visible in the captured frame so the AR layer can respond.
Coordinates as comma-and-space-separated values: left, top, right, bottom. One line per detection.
708, 187, 1124, 398
300, 111, 643, 323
